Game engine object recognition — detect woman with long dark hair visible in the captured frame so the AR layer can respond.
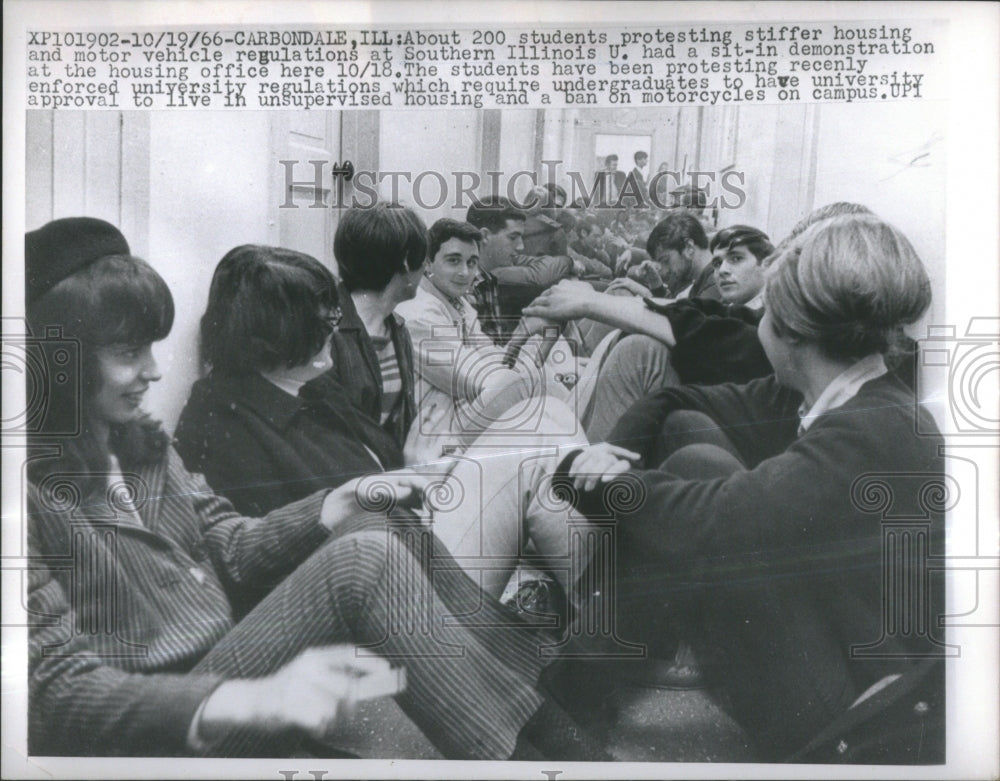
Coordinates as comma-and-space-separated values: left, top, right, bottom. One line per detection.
175, 238, 616, 605
24, 217, 605, 760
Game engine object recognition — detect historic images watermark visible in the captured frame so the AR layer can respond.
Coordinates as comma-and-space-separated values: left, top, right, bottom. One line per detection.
277, 158, 749, 212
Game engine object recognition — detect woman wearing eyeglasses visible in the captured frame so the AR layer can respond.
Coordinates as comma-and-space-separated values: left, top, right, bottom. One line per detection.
175, 242, 605, 612
175, 245, 392, 521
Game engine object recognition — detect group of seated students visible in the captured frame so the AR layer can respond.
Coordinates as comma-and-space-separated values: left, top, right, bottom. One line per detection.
24, 192, 945, 763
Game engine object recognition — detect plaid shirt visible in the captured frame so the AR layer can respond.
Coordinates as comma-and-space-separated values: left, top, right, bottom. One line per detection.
468, 269, 506, 346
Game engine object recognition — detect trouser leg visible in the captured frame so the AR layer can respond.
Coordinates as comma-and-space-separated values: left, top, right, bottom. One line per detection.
429, 397, 589, 598
576, 317, 618, 356
612, 442, 746, 657
655, 409, 744, 466
583, 334, 679, 442
195, 527, 547, 759
612, 440, 858, 755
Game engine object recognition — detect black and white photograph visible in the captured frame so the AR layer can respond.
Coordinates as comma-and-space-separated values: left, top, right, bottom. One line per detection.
3, 2, 998, 779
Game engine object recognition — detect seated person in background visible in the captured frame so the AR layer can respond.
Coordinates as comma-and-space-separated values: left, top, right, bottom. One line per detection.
542, 183, 578, 233
558, 212, 944, 762
607, 209, 720, 299
394, 218, 571, 449
525, 224, 775, 440
467, 196, 574, 341
520, 184, 570, 258
522, 184, 610, 280
567, 217, 615, 279
25, 218, 603, 761
668, 182, 718, 238
707, 223, 769, 309
643, 209, 720, 300
328, 201, 425, 452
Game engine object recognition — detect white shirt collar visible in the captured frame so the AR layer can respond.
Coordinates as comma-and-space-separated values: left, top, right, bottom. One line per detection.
421, 275, 468, 314
261, 373, 305, 398
743, 292, 764, 310
797, 353, 888, 435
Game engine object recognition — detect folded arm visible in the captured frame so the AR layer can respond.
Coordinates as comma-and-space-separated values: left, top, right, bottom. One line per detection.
524, 280, 677, 346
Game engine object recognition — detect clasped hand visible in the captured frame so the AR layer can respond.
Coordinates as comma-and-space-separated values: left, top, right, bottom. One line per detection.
566, 442, 642, 492
199, 646, 405, 743
523, 278, 600, 322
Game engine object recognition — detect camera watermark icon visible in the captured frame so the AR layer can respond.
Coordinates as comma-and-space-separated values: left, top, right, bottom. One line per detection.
1, 321, 81, 437
21, 470, 154, 660
848, 472, 958, 659
917, 318, 1000, 436
414, 326, 581, 441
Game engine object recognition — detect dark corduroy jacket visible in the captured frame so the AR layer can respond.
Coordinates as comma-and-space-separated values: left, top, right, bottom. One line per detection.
175, 371, 401, 518
28, 448, 330, 755
174, 370, 406, 616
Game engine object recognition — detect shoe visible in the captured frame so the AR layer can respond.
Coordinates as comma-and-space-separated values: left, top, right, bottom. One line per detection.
506, 578, 553, 616
510, 697, 613, 762
615, 642, 707, 690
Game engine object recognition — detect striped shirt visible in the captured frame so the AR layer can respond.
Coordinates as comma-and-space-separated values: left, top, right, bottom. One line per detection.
372, 334, 403, 425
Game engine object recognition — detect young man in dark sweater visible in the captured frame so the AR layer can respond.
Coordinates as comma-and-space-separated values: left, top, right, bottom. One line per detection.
524, 224, 775, 440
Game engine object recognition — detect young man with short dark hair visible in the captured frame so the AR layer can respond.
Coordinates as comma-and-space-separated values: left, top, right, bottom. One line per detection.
330, 202, 427, 448
466, 196, 573, 342
645, 210, 719, 299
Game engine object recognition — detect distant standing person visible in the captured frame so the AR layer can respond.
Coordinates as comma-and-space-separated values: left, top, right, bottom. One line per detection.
593, 153, 626, 206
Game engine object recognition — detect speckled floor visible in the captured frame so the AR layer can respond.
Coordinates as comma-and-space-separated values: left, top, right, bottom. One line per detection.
322, 672, 756, 762
321, 570, 756, 762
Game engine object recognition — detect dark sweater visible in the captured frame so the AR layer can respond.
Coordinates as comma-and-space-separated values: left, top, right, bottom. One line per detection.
329, 284, 417, 451
645, 297, 771, 386
175, 371, 402, 518
563, 373, 946, 757
175, 370, 407, 617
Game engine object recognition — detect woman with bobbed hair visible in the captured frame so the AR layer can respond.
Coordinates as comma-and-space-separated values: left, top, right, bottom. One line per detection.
555, 213, 945, 761
176, 243, 603, 605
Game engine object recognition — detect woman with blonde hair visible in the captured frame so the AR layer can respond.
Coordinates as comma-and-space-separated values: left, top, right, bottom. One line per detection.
557, 212, 945, 761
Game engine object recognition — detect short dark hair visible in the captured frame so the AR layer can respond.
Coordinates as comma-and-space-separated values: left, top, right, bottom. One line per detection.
604, 154, 619, 166
646, 210, 709, 255
576, 219, 598, 237
428, 218, 482, 260
543, 183, 568, 206
200, 245, 340, 375
634, 151, 648, 163
466, 195, 526, 234
670, 183, 709, 212
710, 225, 774, 262
334, 203, 427, 292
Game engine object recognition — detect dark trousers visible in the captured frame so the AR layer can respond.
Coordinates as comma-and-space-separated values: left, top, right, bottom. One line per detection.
612, 411, 859, 759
